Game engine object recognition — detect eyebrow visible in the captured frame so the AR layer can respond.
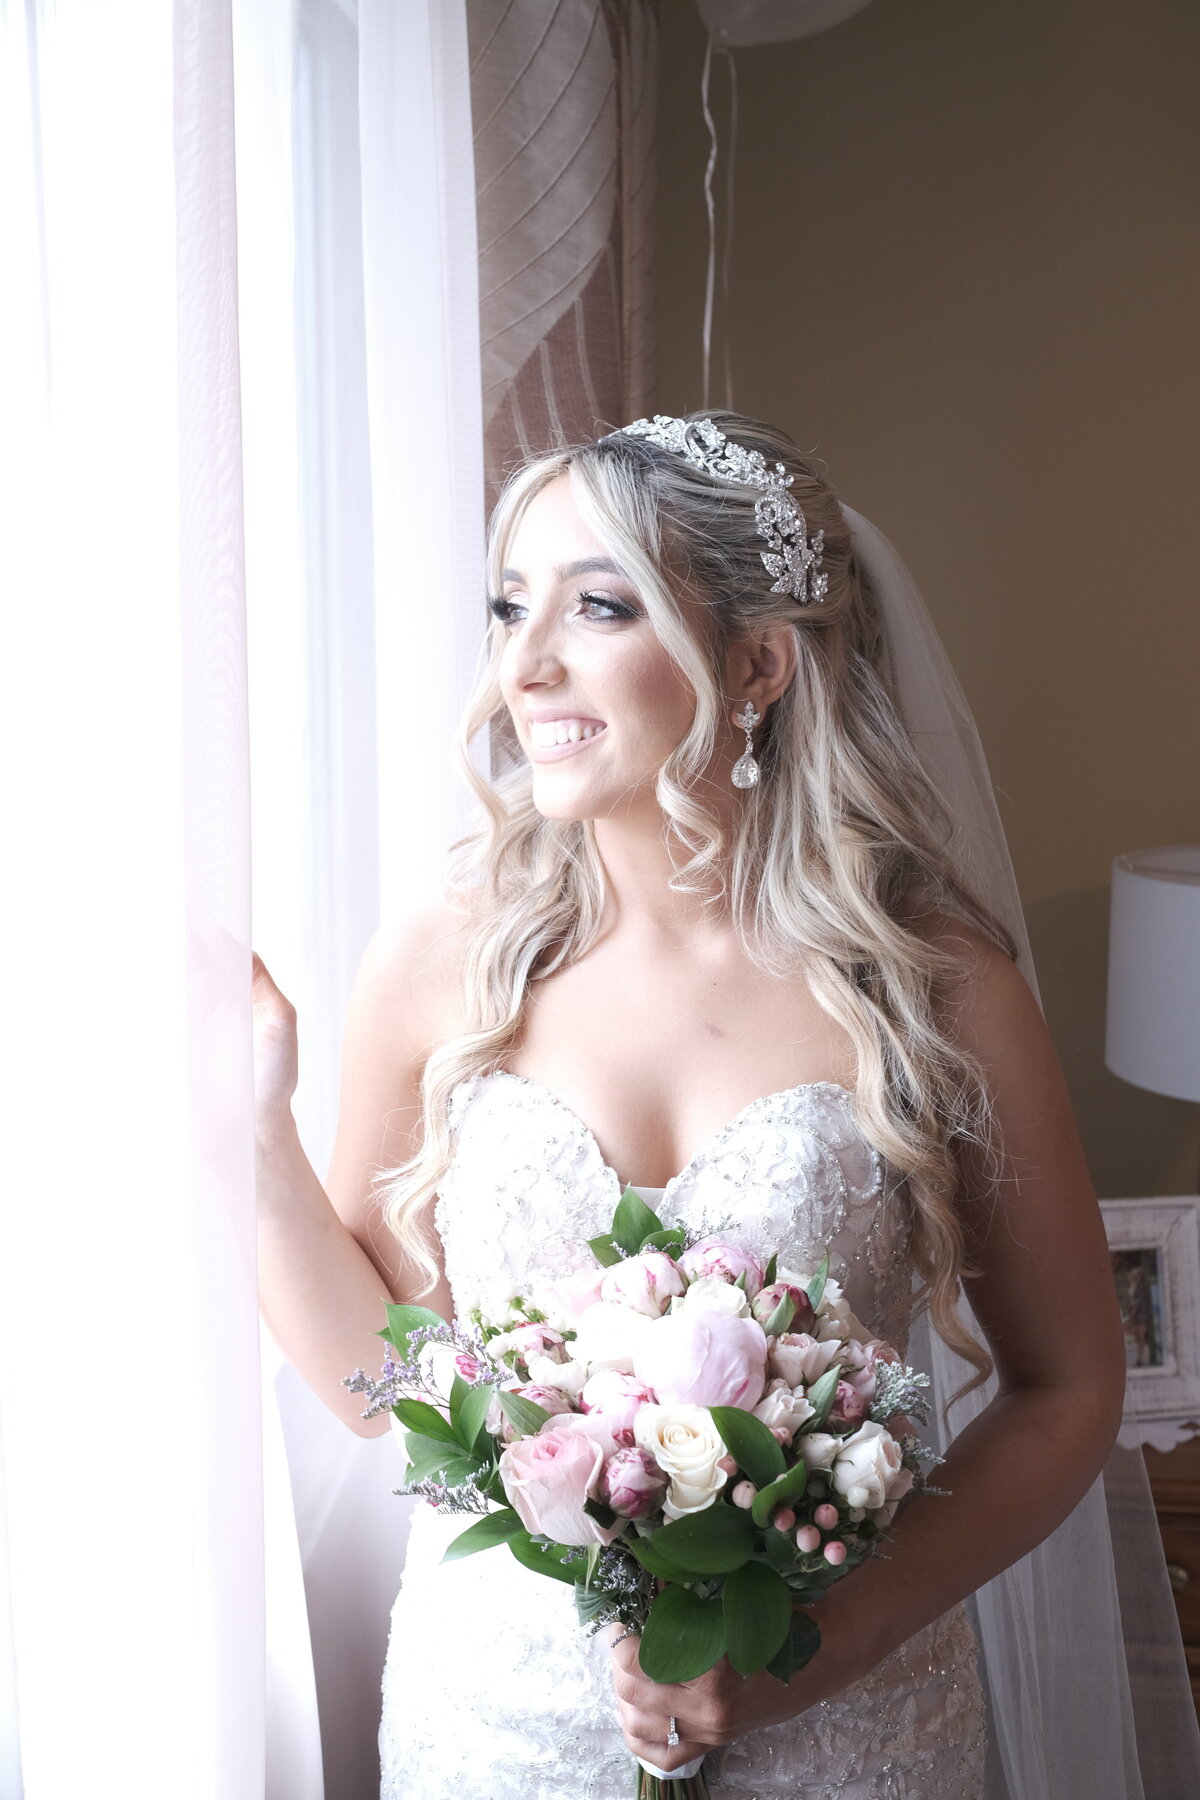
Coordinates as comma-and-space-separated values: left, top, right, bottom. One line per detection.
499, 557, 631, 584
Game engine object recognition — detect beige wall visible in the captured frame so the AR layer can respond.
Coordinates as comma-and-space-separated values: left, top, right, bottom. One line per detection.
655, 0, 1199, 1197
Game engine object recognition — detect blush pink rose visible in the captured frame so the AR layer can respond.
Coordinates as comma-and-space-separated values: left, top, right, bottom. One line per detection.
580, 1370, 657, 1445
677, 1236, 764, 1297
600, 1251, 686, 1317
499, 1425, 624, 1546
600, 1447, 668, 1519
768, 1331, 842, 1389
632, 1309, 768, 1410
545, 1409, 622, 1460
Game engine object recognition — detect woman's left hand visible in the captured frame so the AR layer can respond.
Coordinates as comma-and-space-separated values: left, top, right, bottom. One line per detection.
607, 1607, 861, 1768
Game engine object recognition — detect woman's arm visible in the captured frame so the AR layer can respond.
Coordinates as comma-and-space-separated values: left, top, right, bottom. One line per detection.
254, 906, 466, 1438
610, 918, 1127, 1761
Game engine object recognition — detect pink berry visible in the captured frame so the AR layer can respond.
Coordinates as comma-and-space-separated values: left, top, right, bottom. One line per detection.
814, 1502, 839, 1530
823, 1540, 847, 1566
770, 1427, 791, 1444
795, 1525, 821, 1553
717, 1454, 738, 1477
732, 1480, 757, 1510
772, 1506, 797, 1532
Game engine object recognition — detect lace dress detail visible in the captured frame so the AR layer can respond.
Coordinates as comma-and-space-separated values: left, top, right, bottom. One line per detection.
379, 1073, 986, 1798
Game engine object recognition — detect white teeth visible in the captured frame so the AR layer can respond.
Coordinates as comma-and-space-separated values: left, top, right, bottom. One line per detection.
529, 719, 605, 748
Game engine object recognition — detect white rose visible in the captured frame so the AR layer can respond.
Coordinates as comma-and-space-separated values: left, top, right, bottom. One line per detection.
752, 1379, 815, 1440
527, 1352, 588, 1397
572, 1301, 657, 1375
681, 1275, 752, 1319
768, 1332, 842, 1388
635, 1403, 729, 1521
814, 1278, 870, 1345
795, 1430, 841, 1472
831, 1421, 906, 1511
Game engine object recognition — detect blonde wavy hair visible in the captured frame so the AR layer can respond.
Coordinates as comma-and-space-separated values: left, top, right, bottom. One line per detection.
377, 410, 1018, 1390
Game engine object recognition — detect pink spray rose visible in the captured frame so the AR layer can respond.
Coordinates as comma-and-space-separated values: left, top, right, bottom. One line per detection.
498, 1425, 624, 1546
546, 1408, 622, 1459
768, 1331, 842, 1388
632, 1308, 768, 1410
840, 1339, 887, 1405
600, 1447, 668, 1519
677, 1235, 764, 1298
750, 1281, 815, 1336
828, 1379, 869, 1428
600, 1251, 687, 1318
580, 1370, 657, 1445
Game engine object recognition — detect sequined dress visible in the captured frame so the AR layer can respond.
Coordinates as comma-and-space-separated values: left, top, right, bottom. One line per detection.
378, 1072, 986, 1799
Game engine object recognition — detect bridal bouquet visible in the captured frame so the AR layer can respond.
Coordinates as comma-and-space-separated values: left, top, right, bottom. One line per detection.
345, 1189, 937, 1800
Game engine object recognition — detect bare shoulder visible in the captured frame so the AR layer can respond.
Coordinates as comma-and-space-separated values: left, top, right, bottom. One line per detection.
351, 889, 478, 1060
907, 909, 1045, 1079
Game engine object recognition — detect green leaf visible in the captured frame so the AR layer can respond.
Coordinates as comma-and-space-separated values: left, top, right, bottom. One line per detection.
391, 1398, 460, 1445
750, 1459, 809, 1529
638, 1228, 687, 1258
448, 1370, 470, 1422
762, 1524, 799, 1571
457, 1382, 496, 1454
588, 1234, 623, 1268
440, 1509, 525, 1562
764, 1252, 778, 1287
507, 1530, 580, 1586
611, 1188, 664, 1256
401, 1430, 459, 1485
584, 1542, 602, 1589
722, 1561, 794, 1674
765, 1611, 821, 1683
498, 1391, 552, 1438
763, 1293, 796, 1338
576, 1582, 619, 1627
805, 1362, 843, 1430
653, 1504, 756, 1575
627, 1534, 696, 1583
709, 1407, 786, 1489
805, 1254, 830, 1314
378, 1302, 445, 1349
639, 1583, 727, 1683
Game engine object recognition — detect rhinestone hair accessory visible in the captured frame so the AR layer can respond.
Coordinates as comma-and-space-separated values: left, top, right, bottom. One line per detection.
617, 414, 829, 606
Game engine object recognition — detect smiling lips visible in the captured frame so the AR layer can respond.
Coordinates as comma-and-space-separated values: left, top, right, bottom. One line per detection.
527, 717, 607, 754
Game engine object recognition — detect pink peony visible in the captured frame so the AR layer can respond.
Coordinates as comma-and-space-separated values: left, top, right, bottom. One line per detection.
498, 1425, 624, 1547
545, 1408, 622, 1460
678, 1236, 764, 1297
768, 1331, 843, 1389
485, 1382, 575, 1443
600, 1251, 686, 1318
632, 1308, 768, 1410
508, 1322, 568, 1366
580, 1370, 657, 1445
751, 1281, 815, 1335
536, 1265, 608, 1326
600, 1447, 668, 1519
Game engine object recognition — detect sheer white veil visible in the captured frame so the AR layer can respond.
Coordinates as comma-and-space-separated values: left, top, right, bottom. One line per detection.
845, 505, 1200, 1798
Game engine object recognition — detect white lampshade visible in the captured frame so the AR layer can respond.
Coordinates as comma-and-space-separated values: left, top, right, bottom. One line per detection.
1106, 846, 1200, 1104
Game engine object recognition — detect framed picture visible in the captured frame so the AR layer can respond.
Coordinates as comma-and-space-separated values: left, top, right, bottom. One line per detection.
1100, 1197, 1200, 1430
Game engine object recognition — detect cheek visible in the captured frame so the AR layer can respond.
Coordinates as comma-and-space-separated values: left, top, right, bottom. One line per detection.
614, 645, 696, 752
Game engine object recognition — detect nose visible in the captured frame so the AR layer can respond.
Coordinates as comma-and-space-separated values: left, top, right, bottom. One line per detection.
506, 604, 566, 691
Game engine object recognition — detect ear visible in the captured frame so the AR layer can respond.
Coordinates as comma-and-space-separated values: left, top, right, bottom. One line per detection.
723, 623, 797, 724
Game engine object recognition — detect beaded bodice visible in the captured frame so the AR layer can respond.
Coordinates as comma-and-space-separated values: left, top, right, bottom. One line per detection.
435, 1070, 915, 1352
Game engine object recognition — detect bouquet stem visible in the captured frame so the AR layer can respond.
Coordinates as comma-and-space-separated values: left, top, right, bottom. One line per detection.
634, 1761, 711, 1799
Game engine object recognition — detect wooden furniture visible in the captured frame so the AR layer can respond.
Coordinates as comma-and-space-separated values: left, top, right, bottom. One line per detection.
1145, 1434, 1200, 1716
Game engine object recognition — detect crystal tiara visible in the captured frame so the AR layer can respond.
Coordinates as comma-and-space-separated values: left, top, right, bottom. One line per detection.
616, 413, 828, 606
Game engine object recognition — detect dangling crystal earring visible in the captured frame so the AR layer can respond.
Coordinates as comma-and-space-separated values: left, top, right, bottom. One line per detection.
731, 700, 762, 789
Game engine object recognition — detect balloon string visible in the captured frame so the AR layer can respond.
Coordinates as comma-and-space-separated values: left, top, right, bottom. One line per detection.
700, 31, 737, 412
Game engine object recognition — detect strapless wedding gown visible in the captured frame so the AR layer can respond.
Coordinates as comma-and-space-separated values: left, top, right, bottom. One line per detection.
378, 1072, 987, 1798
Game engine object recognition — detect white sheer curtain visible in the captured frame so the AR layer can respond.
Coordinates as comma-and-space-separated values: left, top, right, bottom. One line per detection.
0, 2, 263, 1796
0, 1, 483, 1795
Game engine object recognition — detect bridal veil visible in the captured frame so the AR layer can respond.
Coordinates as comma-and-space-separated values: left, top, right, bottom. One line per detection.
846, 504, 1200, 1798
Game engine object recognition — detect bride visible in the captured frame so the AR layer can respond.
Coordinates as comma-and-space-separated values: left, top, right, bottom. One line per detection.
255, 410, 1143, 1796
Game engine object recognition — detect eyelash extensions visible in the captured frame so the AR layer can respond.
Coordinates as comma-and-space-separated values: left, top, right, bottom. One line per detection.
485, 591, 642, 626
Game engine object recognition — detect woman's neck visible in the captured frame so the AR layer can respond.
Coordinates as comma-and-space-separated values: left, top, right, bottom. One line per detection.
590, 810, 732, 945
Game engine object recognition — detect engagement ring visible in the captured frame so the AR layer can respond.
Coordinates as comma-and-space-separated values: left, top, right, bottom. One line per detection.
667, 1716, 680, 1748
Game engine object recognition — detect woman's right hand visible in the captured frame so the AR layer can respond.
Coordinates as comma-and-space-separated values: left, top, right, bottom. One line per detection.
252, 951, 299, 1133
